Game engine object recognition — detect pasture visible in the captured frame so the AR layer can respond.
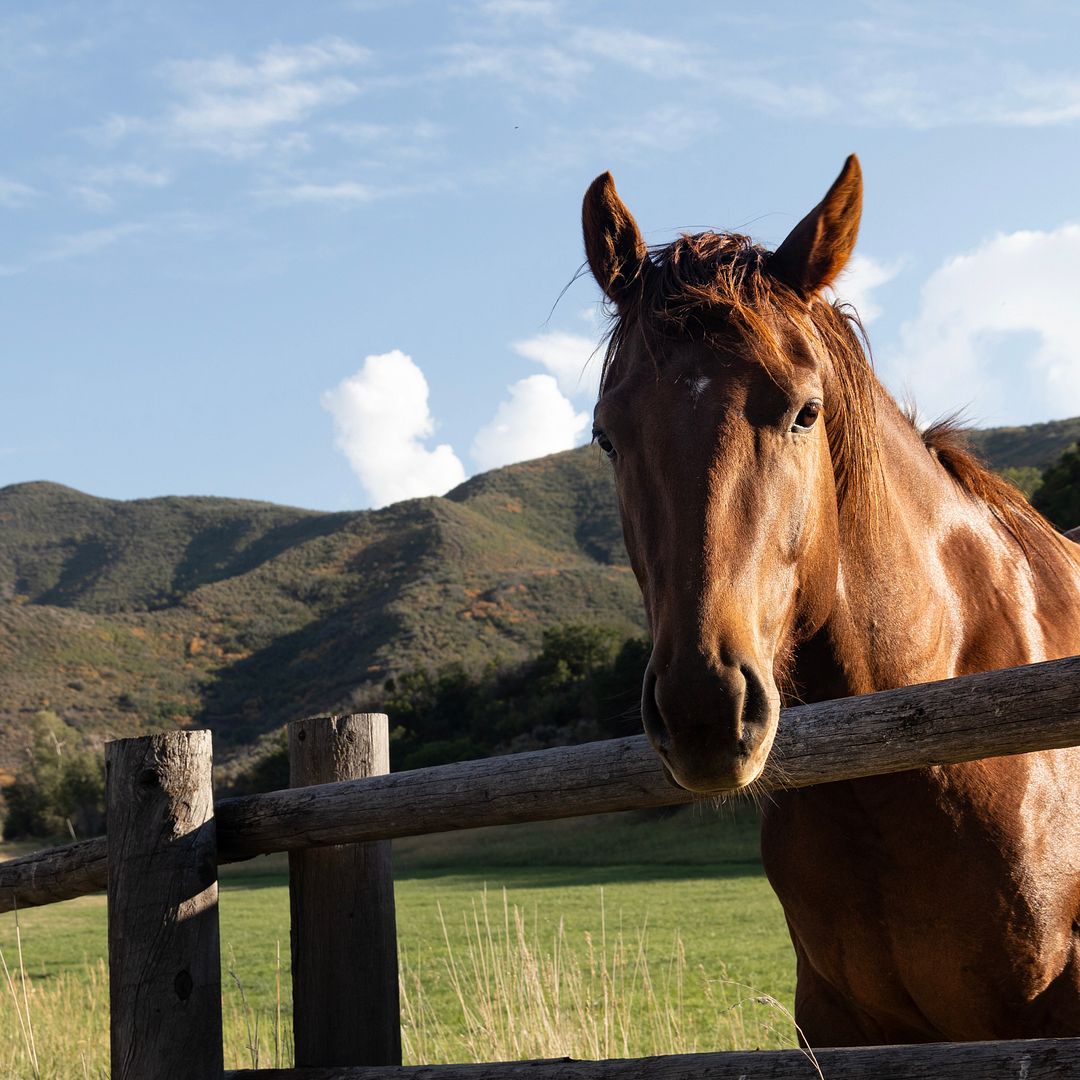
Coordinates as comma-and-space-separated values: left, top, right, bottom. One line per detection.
0, 805, 797, 1076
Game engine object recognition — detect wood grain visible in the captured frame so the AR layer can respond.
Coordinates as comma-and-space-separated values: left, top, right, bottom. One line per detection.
289, 714, 401, 1067
106, 730, 223, 1080
223, 1035, 1080, 1077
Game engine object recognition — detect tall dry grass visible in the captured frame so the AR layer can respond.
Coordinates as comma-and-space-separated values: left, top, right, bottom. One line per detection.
399, 887, 799, 1064
0, 890, 799, 1077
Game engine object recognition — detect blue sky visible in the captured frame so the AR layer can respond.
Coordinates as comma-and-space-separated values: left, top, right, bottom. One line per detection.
4, 1, 1080, 510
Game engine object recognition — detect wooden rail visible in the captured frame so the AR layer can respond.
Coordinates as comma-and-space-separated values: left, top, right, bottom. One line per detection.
3, 653, 1080, 914
220, 1036, 1080, 1077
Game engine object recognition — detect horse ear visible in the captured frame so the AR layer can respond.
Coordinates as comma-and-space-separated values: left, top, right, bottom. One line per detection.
583, 171, 649, 307
769, 155, 862, 296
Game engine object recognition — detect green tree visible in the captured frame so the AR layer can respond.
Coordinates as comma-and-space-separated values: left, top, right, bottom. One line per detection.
2, 711, 106, 840
1032, 443, 1080, 530
1000, 465, 1043, 500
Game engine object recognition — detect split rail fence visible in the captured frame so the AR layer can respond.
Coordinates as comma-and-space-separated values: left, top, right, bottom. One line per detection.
3, 654, 1080, 1078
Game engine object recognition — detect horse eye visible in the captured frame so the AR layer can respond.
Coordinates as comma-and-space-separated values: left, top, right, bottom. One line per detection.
792, 400, 822, 433
593, 428, 616, 458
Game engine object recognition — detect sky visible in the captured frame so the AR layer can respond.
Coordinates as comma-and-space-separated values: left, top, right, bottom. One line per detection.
4, 1, 1080, 511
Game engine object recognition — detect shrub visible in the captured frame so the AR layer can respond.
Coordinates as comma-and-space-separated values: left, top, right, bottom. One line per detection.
1032, 443, 1080, 530
2, 711, 105, 840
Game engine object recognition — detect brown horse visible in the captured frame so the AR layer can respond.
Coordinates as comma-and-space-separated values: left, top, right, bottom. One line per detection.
583, 156, 1080, 1045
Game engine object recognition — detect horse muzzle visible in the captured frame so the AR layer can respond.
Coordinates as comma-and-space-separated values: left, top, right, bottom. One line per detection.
642, 657, 780, 793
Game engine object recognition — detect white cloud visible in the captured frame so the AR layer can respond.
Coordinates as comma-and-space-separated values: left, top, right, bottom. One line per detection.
883, 224, 1080, 425
471, 374, 589, 471
73, 163, 172, 211
38, 222, 147, 262
512, 330, 601, 399
830, 253, 903, 325
0, 178, 37, 207
478, 0, 558, 18
163, 37, 370, 156
569, 27, 706, 79
322, 350, 466, 508
272, 181, 380, 205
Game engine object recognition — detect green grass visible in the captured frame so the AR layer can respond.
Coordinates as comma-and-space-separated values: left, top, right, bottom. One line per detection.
0, 805, 796, 1075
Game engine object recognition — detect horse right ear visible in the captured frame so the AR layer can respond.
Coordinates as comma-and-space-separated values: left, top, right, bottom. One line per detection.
582, 172, 649, 307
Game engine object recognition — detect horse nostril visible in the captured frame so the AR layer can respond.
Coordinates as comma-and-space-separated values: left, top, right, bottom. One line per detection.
739, 661, 774, 734
641, 668, 671, 752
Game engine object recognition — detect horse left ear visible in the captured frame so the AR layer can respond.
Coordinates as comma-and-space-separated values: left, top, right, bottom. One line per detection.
769, 155, 862, 296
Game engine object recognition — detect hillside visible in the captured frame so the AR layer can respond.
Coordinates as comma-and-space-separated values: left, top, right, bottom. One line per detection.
0, 449, 641, 765
1, 416, 1076, 769
965, 415, 1080, 470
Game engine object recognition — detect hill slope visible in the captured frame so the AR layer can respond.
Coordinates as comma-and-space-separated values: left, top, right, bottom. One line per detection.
0, 449, 640, 764
1, 416, 1076, 767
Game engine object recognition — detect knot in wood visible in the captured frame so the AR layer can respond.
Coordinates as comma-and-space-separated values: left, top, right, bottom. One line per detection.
173, 968, 193, 1001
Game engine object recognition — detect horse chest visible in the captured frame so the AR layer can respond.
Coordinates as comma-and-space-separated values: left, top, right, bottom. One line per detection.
761, 759, 1080, 1040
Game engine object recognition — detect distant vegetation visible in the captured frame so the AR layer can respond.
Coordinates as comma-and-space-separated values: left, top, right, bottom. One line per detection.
229, 623, 649, 795
1, 710, 104, 840
1032, 443, 1080, 530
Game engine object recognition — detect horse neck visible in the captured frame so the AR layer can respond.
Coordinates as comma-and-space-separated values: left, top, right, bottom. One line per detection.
794, 387, 1064, 702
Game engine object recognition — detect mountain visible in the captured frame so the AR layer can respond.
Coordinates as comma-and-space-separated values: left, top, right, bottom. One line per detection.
0, 450, 640, 766
965, 416, 1080, 470
1, 416, 1076, 769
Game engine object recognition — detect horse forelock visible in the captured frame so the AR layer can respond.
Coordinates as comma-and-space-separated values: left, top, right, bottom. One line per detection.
599, 229, 886, 536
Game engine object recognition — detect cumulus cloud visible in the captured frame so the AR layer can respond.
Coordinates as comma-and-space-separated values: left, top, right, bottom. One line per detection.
830, 253, 902, 325
471, 374, 590, 471
882, 224, 1080, 425
511, 329, 601, 399
323, 350, 466, 508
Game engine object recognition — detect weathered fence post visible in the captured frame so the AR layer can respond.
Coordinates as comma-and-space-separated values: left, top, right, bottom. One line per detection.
106, 730, 223, 1080
289, 713, 401, 1066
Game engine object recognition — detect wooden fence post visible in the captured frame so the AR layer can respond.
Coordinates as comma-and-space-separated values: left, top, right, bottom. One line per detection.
106, 730, 223, 1080
289, 713, 401, 1067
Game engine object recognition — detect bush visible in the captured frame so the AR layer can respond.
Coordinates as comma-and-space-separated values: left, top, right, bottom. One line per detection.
1032, 443, 1080, 530
2, 711, 106, 840
228, 624, 652, 790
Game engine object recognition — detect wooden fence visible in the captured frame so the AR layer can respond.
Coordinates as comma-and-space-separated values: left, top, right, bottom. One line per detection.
3, 654, 1080, 1078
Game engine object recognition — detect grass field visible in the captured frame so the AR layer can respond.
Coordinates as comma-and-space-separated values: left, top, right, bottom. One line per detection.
0, 804, 796, 1075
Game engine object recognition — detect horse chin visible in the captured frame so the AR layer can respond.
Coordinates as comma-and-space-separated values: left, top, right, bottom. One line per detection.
657, 739, 772, 795
663, 757, 768, 796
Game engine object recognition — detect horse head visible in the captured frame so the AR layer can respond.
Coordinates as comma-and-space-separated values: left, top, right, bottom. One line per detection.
584, 157, 871, 793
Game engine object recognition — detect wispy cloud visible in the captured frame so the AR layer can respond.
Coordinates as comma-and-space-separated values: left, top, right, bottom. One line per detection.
831, 254, 904, 325
164, 39, 370, 156
267, 180, 380, 205
0, 177, 37, 207
73, 163, 171, 211
37, 222, 147, 263
90, 37, 372, 159
568, 27, 706, 79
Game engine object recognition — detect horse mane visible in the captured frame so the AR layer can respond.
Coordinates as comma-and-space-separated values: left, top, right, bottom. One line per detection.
599, 231, 883, 531
599, 230, 1060, 554
918, 416, 1061, 551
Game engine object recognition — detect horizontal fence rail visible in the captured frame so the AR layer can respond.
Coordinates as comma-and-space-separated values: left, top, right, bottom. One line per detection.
221, 1035, 1080, 1078
2, 653, 1079, 915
